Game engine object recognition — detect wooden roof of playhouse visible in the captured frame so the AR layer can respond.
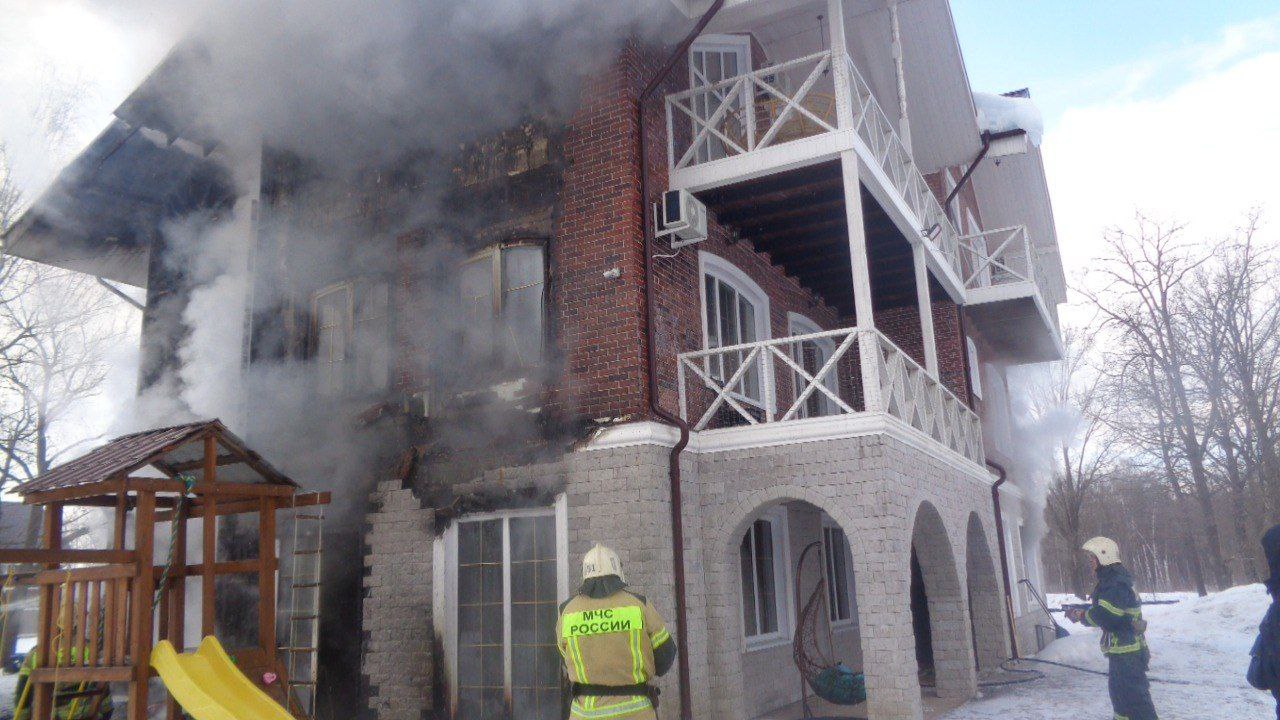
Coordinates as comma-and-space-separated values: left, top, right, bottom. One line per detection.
20, 419, 298, 506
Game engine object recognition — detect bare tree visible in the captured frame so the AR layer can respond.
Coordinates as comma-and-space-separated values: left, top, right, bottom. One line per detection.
1032, 328, 1120, 598
1083, 216, 1234, 591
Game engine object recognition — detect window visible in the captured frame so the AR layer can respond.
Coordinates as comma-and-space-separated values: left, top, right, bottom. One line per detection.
739, 509, 789, 646
459, 243, 546, 367
689, 35, 751, 163
788, 313, 838, 418
312, 280, 389, 396
823, 523, 856, 625
701, 253, 770, 406
452, 509, 563, 720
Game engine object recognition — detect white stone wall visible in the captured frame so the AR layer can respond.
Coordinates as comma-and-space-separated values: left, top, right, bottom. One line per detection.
360, 427, 1013, 720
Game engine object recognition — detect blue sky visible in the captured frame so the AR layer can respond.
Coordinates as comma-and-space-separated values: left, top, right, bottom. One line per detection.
953, 1, 1280, 125
947, 0, 1280, 294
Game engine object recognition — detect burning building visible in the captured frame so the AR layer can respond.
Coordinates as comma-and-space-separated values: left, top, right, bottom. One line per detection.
4, 0, 1066, 718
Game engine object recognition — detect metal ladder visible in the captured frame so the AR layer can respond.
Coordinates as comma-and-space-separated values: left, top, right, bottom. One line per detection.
280, 505, 325, 720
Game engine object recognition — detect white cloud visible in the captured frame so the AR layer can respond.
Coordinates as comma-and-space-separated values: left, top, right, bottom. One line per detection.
1042, 27, 1280, 296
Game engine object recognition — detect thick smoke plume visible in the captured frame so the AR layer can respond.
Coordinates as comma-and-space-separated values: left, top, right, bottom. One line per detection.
94, 2, 680, 711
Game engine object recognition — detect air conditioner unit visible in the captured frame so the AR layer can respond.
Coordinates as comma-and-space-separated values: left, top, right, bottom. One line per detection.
653, 189, 708, 248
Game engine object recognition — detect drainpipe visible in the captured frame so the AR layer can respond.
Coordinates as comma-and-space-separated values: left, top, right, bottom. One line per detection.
637, 3, 725, 718
943, 131, 991, 213
943, 129, 1026, 214
986, 458, 1020, 659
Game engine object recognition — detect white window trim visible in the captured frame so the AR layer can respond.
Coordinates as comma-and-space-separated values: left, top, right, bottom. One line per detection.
787, 312, 839, 419
699, 251, 773, 412
739, 505, 793, 652
1004, 520, 1022, 615
967, 336, 984, 400
433, 496, 570, 717
821, 517, 857, 629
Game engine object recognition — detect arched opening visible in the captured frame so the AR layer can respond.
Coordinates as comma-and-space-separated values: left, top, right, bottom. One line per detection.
909, 501, 976, 700
965, 513, 1010, 672
711, 497, 867, 719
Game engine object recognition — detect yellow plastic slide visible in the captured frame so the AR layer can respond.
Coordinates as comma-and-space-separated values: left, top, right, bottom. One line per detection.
151, 637, 294, 720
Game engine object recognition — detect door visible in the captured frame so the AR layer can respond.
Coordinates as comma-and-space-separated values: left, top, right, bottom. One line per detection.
689, 35, 752, 162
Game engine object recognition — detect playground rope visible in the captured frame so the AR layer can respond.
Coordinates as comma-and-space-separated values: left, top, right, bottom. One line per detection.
152, 474, 197, 613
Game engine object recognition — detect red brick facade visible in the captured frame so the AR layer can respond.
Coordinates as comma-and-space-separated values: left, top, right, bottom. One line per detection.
391, 40, 976, 424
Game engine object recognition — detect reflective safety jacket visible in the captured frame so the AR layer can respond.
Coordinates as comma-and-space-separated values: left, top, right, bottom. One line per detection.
1081, 563, 1149, 656
557, 584, 674, 720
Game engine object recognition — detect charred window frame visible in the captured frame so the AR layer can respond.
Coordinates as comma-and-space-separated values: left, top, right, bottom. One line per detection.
310, 278, 390, 397
458, 241, 548, 368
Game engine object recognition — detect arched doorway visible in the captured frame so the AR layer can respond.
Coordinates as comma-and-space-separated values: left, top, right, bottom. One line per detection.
706, 495, 867, 719
965, 513, 1010, 672
909, 502, 977, 699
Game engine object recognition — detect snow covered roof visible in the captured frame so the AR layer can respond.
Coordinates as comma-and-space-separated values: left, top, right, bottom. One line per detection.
974, 90, 1044, 146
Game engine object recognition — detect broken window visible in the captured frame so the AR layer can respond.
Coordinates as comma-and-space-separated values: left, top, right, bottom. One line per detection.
459, 243, 546, 367
823, 524, 856, 624
311, 279, 389, 396
788, 314, 838, 418
739, 510, 788, 644
455, 511, 561, 720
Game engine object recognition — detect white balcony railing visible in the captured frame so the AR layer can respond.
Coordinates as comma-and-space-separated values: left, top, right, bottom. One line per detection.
959, 225, 1038, 290
841, 54, 964, 282
676, 327, 984, 464
664, 50, 966, 282
869, 331, 984, 463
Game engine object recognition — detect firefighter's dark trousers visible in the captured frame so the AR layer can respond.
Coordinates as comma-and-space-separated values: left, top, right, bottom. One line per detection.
1107, 649, 1157, 720
1271, 689, 1279, 720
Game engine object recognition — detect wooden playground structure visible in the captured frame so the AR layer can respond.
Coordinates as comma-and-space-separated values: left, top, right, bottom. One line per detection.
0, 420, 329, 720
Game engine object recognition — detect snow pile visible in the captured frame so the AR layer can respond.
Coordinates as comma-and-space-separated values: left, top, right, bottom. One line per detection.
974, 91, 1044, 146
1143, 583, 1270, 650
943, 585, 1276, 720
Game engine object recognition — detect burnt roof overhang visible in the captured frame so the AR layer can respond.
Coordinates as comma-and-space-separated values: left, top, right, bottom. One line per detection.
3, 42, 229, 287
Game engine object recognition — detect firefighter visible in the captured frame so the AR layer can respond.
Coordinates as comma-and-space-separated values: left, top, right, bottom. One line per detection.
1064, 536, 1158, 720
557, 544, 676, 720
1248, 524, 1280, 718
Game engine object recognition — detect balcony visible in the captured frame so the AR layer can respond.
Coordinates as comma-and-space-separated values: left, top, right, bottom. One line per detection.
958, 226, 1063, 363
676, 327, 984, 465
665, 50, 968, 301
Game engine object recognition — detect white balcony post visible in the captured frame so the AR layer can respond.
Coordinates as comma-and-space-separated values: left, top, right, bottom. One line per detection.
839, 151, 882, 411
888, 0, 913, 155
827, 0, 855, 131
913, 242, 939, 377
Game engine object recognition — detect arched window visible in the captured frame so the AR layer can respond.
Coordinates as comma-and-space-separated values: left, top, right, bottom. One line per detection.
699, 252, 771, 405
787, 312, 838, 418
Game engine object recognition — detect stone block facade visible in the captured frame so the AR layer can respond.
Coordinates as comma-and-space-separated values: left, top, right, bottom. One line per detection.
362, 481, 436, 720
361, 423, 1013, 720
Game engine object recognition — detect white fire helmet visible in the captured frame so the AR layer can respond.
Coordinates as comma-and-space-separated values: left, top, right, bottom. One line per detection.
1082, 536, 1121, 566
582, 543, 625, 582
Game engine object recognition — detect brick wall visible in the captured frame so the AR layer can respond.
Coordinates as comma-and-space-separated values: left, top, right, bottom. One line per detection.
876, 299, 971, 405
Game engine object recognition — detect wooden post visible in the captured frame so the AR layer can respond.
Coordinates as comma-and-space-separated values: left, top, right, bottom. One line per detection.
128, 492, 155, 720
113, 493, 128, 551
258, 498, 276, 659
202, 434, 218, 638
32, 504, 63, 720
166, 500, 187, 720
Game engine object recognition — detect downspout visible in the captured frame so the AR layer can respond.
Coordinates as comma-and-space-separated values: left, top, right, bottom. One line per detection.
943, 129, 1026, 213
943, 131, 991, 213
637, 2, 725, 718
986, 458, 1020, 659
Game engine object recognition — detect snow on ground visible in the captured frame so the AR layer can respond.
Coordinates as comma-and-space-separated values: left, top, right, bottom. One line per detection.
942, 584, 1276, 720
